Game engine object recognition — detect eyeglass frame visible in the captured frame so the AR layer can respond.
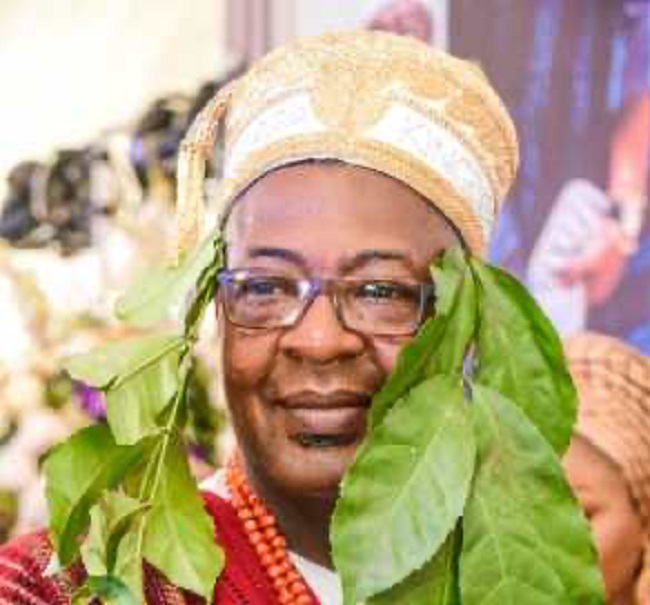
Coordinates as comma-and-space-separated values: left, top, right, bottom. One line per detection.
215, 268, 436, 336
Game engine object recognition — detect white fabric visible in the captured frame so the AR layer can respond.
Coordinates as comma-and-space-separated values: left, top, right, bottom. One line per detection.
290, 552, 342, 605
200, 471, 344, 605
224, 93, 494, 241
368, 103, 494, 236
225, 92, 326, 178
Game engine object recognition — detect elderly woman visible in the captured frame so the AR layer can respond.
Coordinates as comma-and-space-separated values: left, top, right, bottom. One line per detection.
0, 30, 602, 605
565, 332, 650, 605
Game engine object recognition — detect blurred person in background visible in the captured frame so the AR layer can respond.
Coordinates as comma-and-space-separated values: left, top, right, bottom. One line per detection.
565, 332, 650, 605
451, 1, 650, 350
367, 0, 433, 42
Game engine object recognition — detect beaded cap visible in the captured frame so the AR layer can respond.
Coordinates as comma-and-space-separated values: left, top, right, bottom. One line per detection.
174, 30, 519, 260
565, 332, 650, 533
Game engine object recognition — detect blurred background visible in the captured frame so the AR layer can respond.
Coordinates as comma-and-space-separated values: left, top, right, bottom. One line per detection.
0, 0, 648, 542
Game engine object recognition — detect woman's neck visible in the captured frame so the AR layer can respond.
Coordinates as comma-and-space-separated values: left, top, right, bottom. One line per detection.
611, 582, 637, 605
245, 463, 337, 569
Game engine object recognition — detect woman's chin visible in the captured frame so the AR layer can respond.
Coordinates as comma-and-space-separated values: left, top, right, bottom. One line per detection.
274, 437, 362, 500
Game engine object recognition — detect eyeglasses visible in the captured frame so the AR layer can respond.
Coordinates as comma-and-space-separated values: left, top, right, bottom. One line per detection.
216, 269, 435, 336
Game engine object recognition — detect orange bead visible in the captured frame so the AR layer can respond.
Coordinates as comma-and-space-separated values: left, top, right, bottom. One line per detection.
273, 576, 289, 591
278, 589, 293, 604
271, 535, 287, 549
268, 565, 284, 579
248, 531, 264, 545
260, 553, 275, 568
296, 595, 312, 604
264, 527, 279, 540
250, 501, 261, 513
243, 519, 258, 532
255, 542, 271, 556
290, 581, 308, 596
237, 507, 253, 520
258, 514, 275, 528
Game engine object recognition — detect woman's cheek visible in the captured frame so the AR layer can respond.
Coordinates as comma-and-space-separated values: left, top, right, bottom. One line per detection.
372, 337, 411, 375
224, 328, 280, 386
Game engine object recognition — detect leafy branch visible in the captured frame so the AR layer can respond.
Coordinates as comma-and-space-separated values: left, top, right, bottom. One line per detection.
45, 233, 226, 603
332, 247, 604, 605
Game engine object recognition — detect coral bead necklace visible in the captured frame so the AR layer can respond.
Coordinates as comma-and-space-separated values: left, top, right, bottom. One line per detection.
225, 457, 315, 605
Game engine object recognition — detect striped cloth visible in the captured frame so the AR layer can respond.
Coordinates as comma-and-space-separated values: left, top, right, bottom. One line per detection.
0, 493, 296, 604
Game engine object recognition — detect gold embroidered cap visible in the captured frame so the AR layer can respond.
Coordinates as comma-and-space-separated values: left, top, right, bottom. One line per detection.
175, 30, 519, 259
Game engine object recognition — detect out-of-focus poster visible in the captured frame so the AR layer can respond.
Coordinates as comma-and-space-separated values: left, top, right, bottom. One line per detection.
271, 0, 447, 48
450, 1, 650, 352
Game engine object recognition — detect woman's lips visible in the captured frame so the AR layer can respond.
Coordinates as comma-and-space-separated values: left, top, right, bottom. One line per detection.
287, 406, 367, 435
275, 391, 370, 447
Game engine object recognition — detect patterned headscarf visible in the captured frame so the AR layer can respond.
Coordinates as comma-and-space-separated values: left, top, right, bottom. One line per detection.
565, 332, 650, 533
173, 30, 519, 261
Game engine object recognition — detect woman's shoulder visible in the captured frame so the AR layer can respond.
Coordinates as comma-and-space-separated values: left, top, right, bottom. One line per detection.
0, 530, 77, 604
0, 493, 277, 605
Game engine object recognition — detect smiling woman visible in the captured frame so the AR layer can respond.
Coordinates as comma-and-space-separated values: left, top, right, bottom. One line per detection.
219, 162, 457, 529
0, 30, 603, 605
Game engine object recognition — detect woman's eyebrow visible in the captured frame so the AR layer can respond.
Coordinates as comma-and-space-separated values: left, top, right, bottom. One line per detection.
246, 247, 307, 268
339, 250, 417, 274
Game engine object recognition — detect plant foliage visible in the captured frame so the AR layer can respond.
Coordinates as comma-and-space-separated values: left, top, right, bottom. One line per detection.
331, 248, 604, 605
45, 233, 225, 602
45, 240, 604, 604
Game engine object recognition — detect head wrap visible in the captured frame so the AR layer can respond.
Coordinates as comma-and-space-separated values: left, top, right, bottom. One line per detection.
565, 332, 650, 532
174, 30, 518, 261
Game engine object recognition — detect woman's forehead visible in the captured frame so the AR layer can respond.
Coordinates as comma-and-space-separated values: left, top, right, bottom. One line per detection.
225, 162, 456, 251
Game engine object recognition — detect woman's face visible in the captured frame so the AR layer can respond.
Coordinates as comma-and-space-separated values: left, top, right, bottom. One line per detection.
564, 436, 645, 603
219, 162, 457, 501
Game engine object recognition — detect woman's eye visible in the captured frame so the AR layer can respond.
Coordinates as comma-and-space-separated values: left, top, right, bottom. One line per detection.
357, 282, 417, 302
240, 277, 294, 298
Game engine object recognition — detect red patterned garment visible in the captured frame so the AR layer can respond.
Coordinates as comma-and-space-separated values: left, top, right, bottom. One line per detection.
0, 492, 320, 604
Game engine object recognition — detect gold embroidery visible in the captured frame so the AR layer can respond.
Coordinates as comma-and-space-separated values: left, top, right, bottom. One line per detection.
214, 132, 486, 255
175, 31, 519, 258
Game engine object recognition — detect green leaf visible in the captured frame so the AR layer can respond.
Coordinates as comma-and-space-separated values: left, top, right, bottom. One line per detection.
44, 425, 150, 567
431, 247, 466, 316
106, 341, 184, 445
184, 361, 222, 465
368, 526, 461, 605
64, 333, 185, 445
428, 253, 477, 376
470, 260, 576, 455
183, 240, 224, 338
332, 376, 475, 603
460, 386, 604, 605
97, 528, 145, 603
142, 432, 224, 600
63, 333, 185, 391
370, 248, 476, 429
116, 233, 223, 327
81, 575, 138, 605
80, 493, 149, 577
